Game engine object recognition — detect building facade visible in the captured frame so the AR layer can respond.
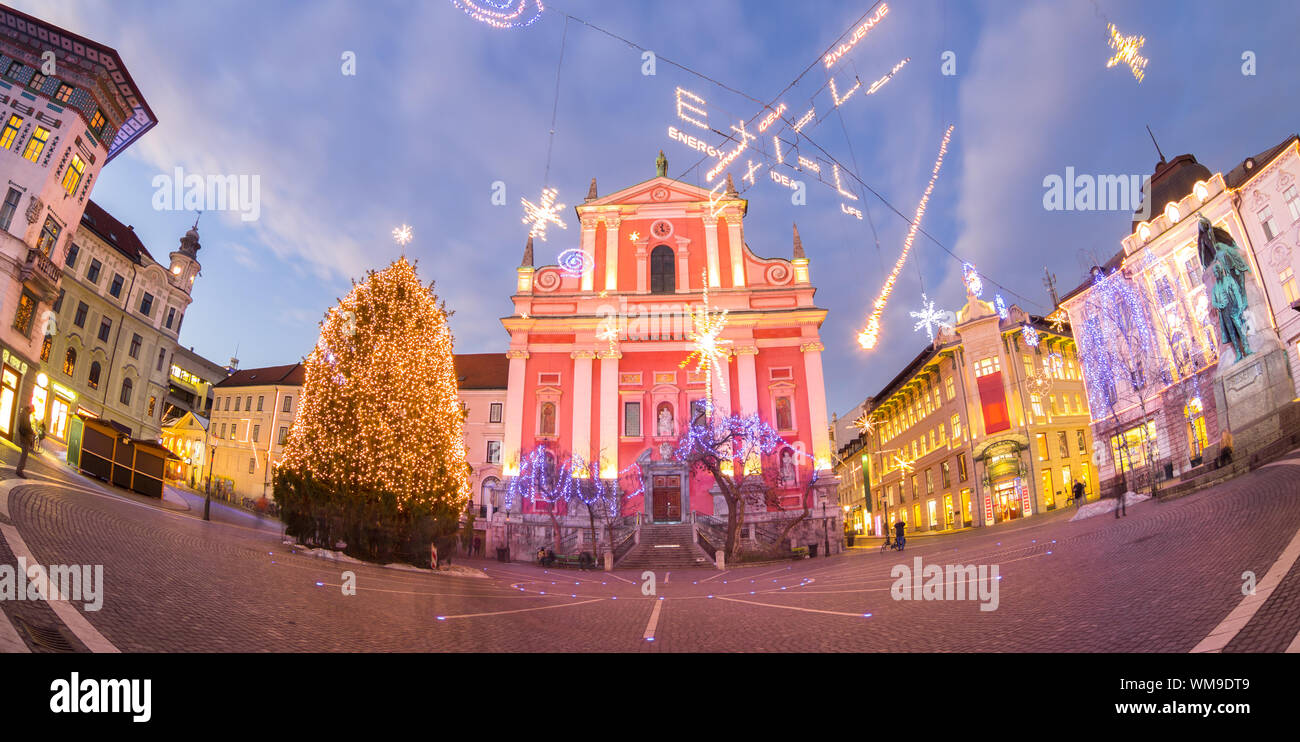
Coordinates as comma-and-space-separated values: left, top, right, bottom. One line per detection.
160, 410, 207, 486
0, 5, 155, 442
207, 363, 304, 502
457, 352, 509, 521
499, 160, 837, 524
164, 343, 226, 422
40, 201, 202, 443
858, 290, 1094, 537
1060, 140, 1299, 497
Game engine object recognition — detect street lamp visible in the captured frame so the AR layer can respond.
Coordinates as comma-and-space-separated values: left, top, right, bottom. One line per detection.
204, 441, 216, 522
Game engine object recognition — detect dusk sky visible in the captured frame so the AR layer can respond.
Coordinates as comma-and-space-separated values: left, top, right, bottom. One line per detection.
20, 0, 1300, 420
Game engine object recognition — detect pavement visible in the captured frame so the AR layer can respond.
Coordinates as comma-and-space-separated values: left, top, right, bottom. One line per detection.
2, 442, 1299, 652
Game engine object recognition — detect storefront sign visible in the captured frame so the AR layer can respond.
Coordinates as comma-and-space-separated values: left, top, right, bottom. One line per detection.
983, 493, 994, 526
1018, 478, 1032, 517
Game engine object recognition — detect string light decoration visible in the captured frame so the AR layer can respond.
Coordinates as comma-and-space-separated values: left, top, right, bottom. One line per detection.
505, 447, 644, 514
1105, 22, 1148, 83
450, 0, 546, 29
280, 257, 470, 511
680, 268, 732, 415
1047, 308, 1069, 332
893, 453, 914, 473
596, 317, 619, 355
521, 187, 568, 241
1021, 323, 1041, 348
1077, 268, 1164, 419
910, 294, 952, 342
823, 2, 890, 68
558, 248, 594, 277
962, 262, 983, 297
857, 125, 955, 350
865, 58, 909, 95
852, 413, 875, 435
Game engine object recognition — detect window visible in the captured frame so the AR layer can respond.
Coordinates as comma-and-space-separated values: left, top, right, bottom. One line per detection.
64, 242, 79, 268
246, 396, 252, 410
97, 317, 112, 343
0, 187, 20, 233
87, 361, 101, 390
73, 301, 88, 328
27, 72, 45, 90
489, 402, 503, 423
1077, 429, 1087, 456
229, 423, 237, 440
278, 427, 289, 445
1280, 267, 1298, 304
1058, 430, 1070, 458
40, 336, 51, 362
248, 458, 256, 474
925, 468, 934, 494
775, 396, 794, 430
53, 288, 65, 314
252, 425, 261, 442
1285, 185, 1300, 222
37, 216, 60, 256
940, 460, 951, 489
1259, 204, 1279, 241
257, 396, 264, 412
0, 116, 20, 150
650, 245, 675, 293
109, 274, 124, 298
3, 61, 19, 78
945, 375, 955, 400
61, 154, 85, 196
283, 395, 292, 413
140, 292, 154, 317
220, 423, 227, 438
234, 396, 241, 412
89, 109, 105, 132
11, 290, 37, 335
1036, 432, 1050, 460
1030, 394, 1044, 418
487, 440, 502, 464
165, 307, 176, 329
147, 396, 156, 419
87, 258, 102, 284
128, 333, 141, 359
156, 348, 166, 372
224, 396, 231, 411
54, 83, 73, 104
624, 401, 642, 436
119, 378, 133, 406
22, 126, 48, 162
62, 348, 76, 376
974, 356, 1001, 377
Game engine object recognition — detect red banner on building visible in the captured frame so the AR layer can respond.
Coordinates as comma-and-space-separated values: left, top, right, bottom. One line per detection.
976, 370, 1011, 435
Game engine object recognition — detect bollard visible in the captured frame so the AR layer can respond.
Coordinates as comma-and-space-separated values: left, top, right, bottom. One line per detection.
716, 550, 725, 570
604, 551, 613, 571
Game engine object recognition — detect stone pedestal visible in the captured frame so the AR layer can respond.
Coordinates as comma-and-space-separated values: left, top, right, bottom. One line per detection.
1213, 344, 1295, 459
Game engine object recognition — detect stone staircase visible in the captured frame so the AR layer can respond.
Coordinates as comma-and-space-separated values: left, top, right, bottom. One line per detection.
616, 523, 713, 570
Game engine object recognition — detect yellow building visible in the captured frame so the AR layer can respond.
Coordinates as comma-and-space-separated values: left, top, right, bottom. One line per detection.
207, 363, 304, 503
160, 410, 208, 487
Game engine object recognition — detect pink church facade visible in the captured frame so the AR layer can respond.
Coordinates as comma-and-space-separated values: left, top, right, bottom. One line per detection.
501, 163, 836, 522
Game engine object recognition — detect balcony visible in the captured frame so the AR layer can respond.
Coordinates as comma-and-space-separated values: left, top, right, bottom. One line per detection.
20, 247, 63, 298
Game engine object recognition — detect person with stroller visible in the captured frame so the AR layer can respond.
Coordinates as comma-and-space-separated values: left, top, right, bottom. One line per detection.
893, 518, 906, 551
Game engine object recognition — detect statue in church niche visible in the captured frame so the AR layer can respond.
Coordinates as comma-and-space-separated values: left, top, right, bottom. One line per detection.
657, 403, 674, 437
779, 448, 797, 486
1197, 216, 1253, 363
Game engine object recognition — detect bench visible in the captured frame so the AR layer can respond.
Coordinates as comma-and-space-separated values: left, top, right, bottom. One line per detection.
545, 553, 596, 569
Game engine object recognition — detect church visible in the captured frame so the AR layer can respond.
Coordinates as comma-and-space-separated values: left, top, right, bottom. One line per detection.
499, 154, 836, 524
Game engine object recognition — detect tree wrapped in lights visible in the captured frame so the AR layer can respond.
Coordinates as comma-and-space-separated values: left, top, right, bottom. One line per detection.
275, 257, 471, 564
506, 445, 640, 558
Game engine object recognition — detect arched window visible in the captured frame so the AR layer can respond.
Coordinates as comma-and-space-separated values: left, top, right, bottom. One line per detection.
120, 377, 133, 405
650, 245, 675, 294
87, 361, 101, 390
482, 476, 501, 509
62, 348, 76, 376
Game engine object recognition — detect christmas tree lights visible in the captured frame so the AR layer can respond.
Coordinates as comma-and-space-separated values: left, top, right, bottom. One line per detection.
858, 125, 954, 350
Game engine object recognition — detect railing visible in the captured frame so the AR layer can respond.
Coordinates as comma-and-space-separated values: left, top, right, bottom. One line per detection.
24, 247, 62, 287
696, 528, 717, 561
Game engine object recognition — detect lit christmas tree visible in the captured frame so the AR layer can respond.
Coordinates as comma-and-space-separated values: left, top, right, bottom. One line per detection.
277, 257, 471, 561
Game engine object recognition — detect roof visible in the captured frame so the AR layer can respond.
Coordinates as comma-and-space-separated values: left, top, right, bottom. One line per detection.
214, 363, 305, 388
80, 200, 154, 263
868, 341, 949, 410
455, 353, 509, 390
1132, 153, 1212, 232
1225, 134, 1299, 189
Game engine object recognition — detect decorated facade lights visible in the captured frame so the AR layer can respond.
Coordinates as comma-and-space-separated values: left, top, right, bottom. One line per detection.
851, 413, 875, 435
995, 294, 1009, 320
865, 57, 910, 96
1047, 308, 1069, 332
1021, 323, 1041, 348
450, 0, 546, 30
797, 156, 821, 174
1105, 22, 1148, 83
628, 231, 641, 242
792, 107, 816, 133
558, 248, 594, 277
857, 125, 955, 350
910, 294, 953, 342
596, 317, 619, 355
893, 453, 914, 473
962, 261, 983, 297
680, 268, 732, 415
392, 224, 413, 247
521, 187, 568, 241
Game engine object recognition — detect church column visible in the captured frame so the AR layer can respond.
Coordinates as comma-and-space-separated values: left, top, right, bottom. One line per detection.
598, 349, 621, 478
603, 215, 621, 293
502, 349, 530, 477
674, 236, 691, 292
580, 216, 598, 293
571, 350, 596, 471
735, 346, 760, 416
702, 215, 722, 288
633, 236, 650, 294
725, 214, 746, 288
801, 341, 832, 471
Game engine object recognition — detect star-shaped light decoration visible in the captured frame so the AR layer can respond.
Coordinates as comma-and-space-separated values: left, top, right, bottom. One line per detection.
392, 224, 413, 247
894, 454, 914, 473
596, 317, 619, 356
852, 413, 875, 436
910, 294, 953, 342
1106, 23, 1148, 83
1047, 308, 1069, 332
628, 231, 641, 242
680, 268, 732, 415
521, 187, 567, 241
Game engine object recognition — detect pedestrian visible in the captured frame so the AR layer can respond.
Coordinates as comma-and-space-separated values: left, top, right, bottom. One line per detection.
14, 404, 34, 478
1072, 479, 1084, 508
473, 536, 482, 557
1114, 489, 1127, 519
893, 518, 906, 551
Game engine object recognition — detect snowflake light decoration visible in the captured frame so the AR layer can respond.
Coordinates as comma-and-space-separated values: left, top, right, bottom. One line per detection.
910, 294, 952, 342
1025, 372, 1052, 397
521, 187, 567, 241
392, 224, 413, 247
852, 413, 875, 435
995, 294, 1009, 320
894, 454, 914, 473
1021, 323, 1041, 347
1047, 308, 1068, 332
962, 262, 983, 297
1106, 23, 1148, 83
680, 268, 732, 415
450, 0, 546, 30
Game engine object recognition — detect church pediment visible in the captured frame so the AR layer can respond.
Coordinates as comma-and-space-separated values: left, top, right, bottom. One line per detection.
578, 176, 735, 210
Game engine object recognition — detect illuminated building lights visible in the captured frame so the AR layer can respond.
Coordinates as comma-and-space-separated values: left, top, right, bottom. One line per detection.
865, 57, 909, 95
758, 103, 787, 133
558, 248, 594, 277
1021, 323, 1041, 347
675, 87, 709, 129
668, 126, 725, 159
707, 180, 728, 218
797, 156, 821, 174
829, 75, 862, 107
894, 454, 913, 473
1047, 308, 1068, 332
823, 3, 890, 68
832, 163, 858, 200
706, 120, 755, 182
521, 187, 568, 241
392, 224, 413, 246
857, 125, 954, 351
792, 107, 816, 132
962, 262, 983, 297
451, 0, 546, 29
1105, 22, 1148, 83
910, 294, 952, 342
679, 268, 732, 414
